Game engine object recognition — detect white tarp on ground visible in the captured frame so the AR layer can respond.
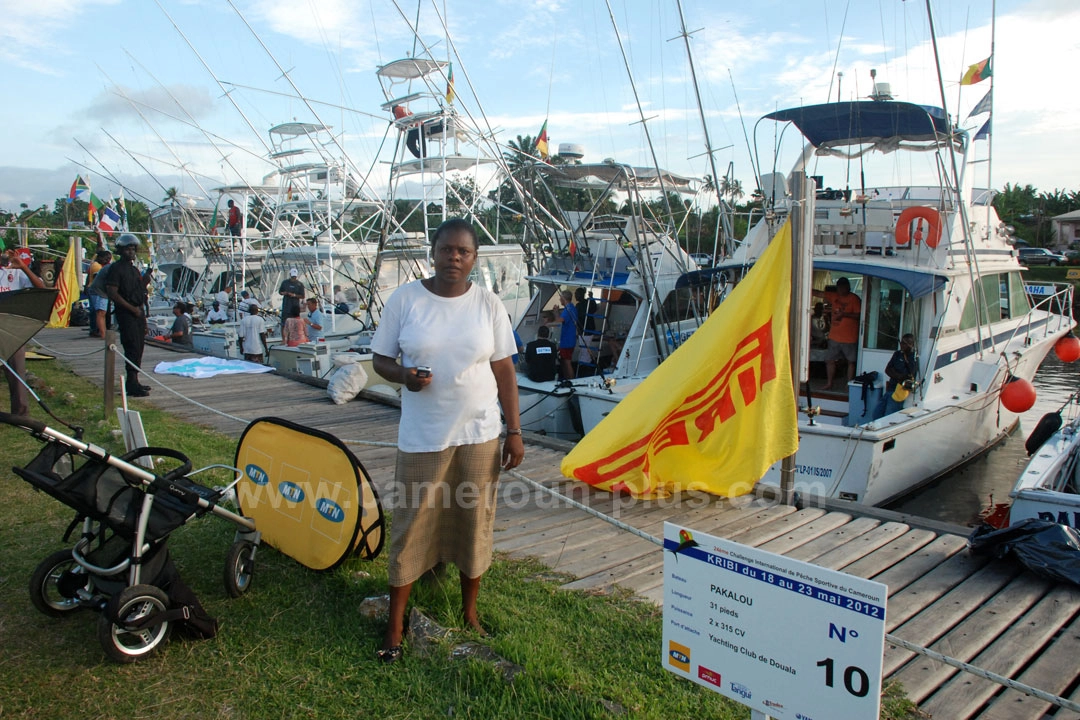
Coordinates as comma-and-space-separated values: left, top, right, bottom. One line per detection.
154, 357, 274, 379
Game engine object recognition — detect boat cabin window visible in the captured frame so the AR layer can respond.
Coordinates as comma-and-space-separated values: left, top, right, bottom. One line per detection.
1008, 272, 1032, 317
960, 273, 1015, 328
862, 278, 914, 351
659, 287, 699, 322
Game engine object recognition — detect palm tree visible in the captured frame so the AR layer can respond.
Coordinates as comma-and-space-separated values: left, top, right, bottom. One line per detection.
162, 187, 178, 206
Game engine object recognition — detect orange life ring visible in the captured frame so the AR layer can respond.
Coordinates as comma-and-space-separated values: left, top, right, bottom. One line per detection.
895, 206, 942, 249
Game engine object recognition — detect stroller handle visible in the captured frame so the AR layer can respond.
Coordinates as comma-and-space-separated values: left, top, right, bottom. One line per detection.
121, 447, 193, 483
0, 411, 46, 434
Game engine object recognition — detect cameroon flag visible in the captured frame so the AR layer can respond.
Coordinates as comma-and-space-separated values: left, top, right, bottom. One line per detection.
561, 220, 799, 498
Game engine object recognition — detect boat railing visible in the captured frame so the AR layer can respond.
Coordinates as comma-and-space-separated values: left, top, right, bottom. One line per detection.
1024, 282, 1075, 339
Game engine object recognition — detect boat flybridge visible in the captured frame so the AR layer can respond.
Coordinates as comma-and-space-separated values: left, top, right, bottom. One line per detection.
514, 161, 717, 439
714, 98, 1076, 506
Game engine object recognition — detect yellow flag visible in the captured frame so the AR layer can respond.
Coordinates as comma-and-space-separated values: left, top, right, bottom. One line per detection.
561, 220, 799, 499
47, 239, 80, 328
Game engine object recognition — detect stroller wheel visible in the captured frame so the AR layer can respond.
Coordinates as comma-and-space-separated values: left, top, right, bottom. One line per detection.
30, 549, 92, 617
98, 584, 171, 663
224, 540, 256, 598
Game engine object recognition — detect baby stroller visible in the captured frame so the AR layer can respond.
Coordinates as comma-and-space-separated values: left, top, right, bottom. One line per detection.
2, 410, 261, 663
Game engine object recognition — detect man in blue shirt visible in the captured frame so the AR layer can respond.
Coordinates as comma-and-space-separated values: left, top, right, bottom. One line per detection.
555, 290, 578, 380
304, 297, 325, 341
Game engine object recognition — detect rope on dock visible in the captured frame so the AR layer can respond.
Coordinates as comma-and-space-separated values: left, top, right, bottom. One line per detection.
31, 339, 107, 358
105, 344, 1080, 712
884, 634, 1080, 713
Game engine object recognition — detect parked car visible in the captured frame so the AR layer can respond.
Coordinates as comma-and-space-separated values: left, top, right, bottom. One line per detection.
690, 253, 713, 268
1018, 247, 1068, 267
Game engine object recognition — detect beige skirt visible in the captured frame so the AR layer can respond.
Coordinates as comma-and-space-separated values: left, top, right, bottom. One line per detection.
387, 438, 501, 586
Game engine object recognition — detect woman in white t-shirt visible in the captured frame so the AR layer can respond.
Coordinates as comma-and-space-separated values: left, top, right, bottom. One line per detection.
370, 218, 524, 663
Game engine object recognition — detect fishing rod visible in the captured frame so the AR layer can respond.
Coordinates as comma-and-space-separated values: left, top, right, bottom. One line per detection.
96, 65, 215, 207
225, 0, 384, 208
152, 0, 275, 160
69, 138, 160, 208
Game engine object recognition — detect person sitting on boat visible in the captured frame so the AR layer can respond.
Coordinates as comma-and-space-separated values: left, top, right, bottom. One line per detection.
392, 105, 424, 159
524, 325, 558, 382
875, 333, 917, 419
206, 300, 228, 324
303, 297, 325, 342
170, 302, 192, 347
813, 277, 861, 391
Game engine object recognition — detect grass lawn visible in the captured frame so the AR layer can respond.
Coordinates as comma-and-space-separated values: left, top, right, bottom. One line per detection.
0, 359, 922, 719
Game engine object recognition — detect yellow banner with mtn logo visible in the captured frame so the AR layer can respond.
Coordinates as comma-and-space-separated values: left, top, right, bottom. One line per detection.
561, 220, 799, 498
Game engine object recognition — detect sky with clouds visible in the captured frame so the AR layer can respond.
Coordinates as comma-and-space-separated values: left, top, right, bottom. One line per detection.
1, 0, 1077, 214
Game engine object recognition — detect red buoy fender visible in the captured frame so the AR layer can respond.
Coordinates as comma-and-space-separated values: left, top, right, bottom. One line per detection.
895, 206, 943, 249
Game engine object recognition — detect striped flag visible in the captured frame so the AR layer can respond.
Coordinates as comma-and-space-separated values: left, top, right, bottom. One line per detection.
47, 239, 81, 328
534, 119, 549, 160
118, 189, 128, 228
98, 206, 122, 233
445, 63, 455, 104
960, 57, 992, 86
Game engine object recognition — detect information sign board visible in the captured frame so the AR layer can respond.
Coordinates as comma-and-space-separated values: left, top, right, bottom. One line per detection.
662, 523, 887, 719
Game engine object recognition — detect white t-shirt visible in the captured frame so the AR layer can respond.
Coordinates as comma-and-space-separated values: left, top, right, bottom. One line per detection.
206, 307, 229, 323
0, 267, 34, 293
237, 297, 259, 317
238, 314, 266, 355
215, 290, 229, 306
370, 280, 516, 453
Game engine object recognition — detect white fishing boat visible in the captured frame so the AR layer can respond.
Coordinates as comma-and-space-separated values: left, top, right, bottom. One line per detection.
1008, 392, 1080, 528
514, 163, 717, 439
728, 92, 1076, 506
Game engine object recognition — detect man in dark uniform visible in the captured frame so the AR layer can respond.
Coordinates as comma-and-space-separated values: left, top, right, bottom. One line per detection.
106, 233, 152, 397
279, 268, 305, 321
524, 325, 559, 382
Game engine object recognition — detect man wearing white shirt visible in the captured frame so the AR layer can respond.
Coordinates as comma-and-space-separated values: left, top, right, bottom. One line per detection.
206, 301, 228, 324
238, 310, 268, 364
0, 249, 45, 415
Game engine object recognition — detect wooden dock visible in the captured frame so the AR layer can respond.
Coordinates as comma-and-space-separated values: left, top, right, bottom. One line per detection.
29, 327, 1080, 719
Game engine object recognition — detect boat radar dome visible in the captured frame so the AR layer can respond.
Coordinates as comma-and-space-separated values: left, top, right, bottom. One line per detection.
559, 143, 584, 160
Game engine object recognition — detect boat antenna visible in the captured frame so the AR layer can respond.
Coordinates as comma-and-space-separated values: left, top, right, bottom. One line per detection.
824, 0, 851, 103
672, 0, 733, 256
603, 0, 674, 223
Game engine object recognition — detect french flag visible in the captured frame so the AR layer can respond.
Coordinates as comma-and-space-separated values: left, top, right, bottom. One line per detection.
98, 206, 122, 233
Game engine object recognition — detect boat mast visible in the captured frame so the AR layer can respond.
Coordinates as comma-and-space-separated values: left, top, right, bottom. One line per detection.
672, 0, 734, 256
924, 0, 987, 355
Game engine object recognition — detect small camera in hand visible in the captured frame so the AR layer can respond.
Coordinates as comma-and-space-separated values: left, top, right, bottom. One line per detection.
416, 366, 431, 378
902, 378, 916, 390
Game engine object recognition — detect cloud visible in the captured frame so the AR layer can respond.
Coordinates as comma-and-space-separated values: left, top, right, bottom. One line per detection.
0, 0, 120, 74
83, 84, 218, 124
